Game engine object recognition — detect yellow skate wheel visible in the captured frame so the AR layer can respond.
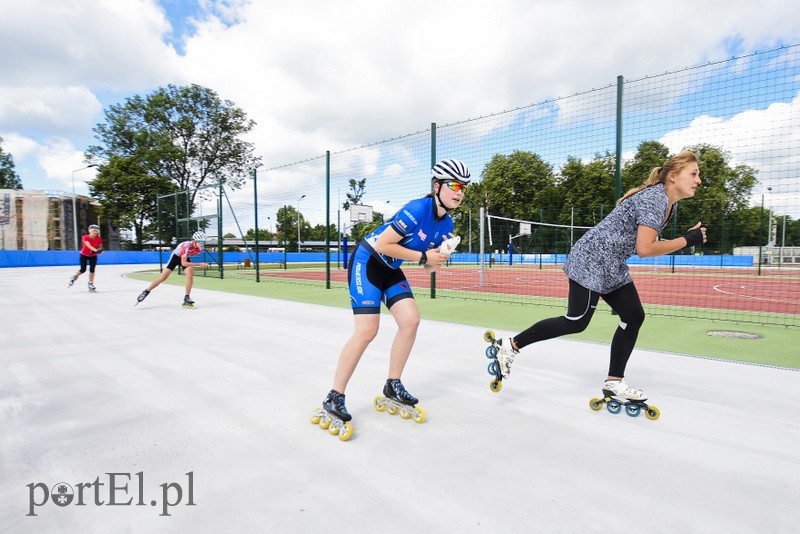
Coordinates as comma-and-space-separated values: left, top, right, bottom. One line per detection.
374, 395, 386, 411
483, 330, 496, 343
400, 409, 411, 419
645, 405, 661, 420
339, 423, 353, 441
310, 408, 322, 424
589, 398, 603, 411
387, 405, 399, 415
328, 425, 340, 435
319, 418, 331, 430
412, 406, 426, 423
490, 379, 503, 393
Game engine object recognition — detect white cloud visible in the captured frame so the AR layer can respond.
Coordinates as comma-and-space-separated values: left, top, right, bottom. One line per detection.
660, 92, 800, 215
0, 86, 102, 137
2, 0, 800, 201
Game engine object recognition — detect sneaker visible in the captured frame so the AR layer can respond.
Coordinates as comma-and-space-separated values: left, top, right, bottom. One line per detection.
88, 283, 96, 291
383, 379, 418, 406
68, 276, 77, 288
603, 379, 647, 401
136, 289, 150, 303
322, 390, 352, 422
495, 337, 518, 378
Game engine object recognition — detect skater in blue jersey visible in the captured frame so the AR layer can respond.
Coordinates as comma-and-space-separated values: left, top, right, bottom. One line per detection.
317, 159, 470, 427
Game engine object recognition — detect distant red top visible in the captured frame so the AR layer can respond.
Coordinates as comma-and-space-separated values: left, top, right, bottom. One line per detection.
81, 234, 103, 256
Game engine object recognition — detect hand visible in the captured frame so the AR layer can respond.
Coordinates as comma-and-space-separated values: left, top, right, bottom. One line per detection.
95, 249, 103, 255
424, 249, 449, 267
683, 222, 707, 247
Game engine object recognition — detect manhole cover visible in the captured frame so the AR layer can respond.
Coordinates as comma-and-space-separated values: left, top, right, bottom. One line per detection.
707, 331, 763, 340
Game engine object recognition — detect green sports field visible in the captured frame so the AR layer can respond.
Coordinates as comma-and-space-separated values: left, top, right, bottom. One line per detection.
127, 269, 799, 369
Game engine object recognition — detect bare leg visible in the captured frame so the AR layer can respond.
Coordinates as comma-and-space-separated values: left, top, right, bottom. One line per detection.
184, 266, 194, 295
332, 314, 380, 393
387, 298, 421, 379
147, 268, 173, 291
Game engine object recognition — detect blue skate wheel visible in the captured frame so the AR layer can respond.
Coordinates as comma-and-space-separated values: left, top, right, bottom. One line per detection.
485, 346, 498, 359
606, 400, 622, 414
625, 404, 641, 417
487, 361, 498, 376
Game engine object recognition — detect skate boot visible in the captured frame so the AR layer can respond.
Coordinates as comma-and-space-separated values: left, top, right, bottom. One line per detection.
88, 282, 96, 292
374, 379, 426, 423
135, 289, 150, 306
310, 390, 354, 441
483, 330, 518, 393
182, 295, 195, 309
495, 338, 518, 378
68, 275, 77, 288
602, 379, 647, 401
589, 379, 660, 420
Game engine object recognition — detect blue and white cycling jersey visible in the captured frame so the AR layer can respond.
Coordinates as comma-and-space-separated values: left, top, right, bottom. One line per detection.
362, 196, 454, 268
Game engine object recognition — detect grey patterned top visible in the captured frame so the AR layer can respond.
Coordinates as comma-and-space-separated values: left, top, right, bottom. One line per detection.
563, 183, 673, 294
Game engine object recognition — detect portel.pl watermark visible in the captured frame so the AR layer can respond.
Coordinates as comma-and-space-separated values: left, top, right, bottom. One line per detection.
27, 471, 195, 517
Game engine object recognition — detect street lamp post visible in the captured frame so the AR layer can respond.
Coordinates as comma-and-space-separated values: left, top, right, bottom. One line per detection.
297, 194, 306, 252
71, 164, 98, 249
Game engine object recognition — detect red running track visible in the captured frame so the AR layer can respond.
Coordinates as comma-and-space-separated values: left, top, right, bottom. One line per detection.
261, 265, 800, 315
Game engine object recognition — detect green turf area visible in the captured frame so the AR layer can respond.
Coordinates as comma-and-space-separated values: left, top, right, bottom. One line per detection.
127, 269, 799, 369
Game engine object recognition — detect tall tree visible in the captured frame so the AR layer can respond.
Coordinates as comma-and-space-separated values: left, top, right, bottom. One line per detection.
342, 178, 366, 211
0, 137, 22, 189
86, 84, 261, 241
558, 152, 616, 226
88, 156, 177, 249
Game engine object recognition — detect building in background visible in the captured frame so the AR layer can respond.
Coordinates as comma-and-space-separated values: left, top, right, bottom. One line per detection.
0, 189, 118, 251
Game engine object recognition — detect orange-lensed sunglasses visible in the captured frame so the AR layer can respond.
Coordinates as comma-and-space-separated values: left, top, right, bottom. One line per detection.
443, 181, 467, 192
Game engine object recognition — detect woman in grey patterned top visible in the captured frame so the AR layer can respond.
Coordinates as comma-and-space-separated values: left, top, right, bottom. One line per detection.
492, 150, 707, 401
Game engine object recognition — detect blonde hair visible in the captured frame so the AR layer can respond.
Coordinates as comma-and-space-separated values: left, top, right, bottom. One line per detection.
617, 150, 698, 205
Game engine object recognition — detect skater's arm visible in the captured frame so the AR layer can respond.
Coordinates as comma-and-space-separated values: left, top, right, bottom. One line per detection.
374, 227, 449, 267
181, 257, 209, 269
636, 222, 706, 258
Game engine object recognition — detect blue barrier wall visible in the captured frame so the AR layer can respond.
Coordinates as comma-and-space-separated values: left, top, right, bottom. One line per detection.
0, 250, 327, 268
0, 250, 754, 268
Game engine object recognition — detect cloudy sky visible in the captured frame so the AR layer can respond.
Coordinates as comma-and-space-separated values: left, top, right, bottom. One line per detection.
2, 0, 800, 205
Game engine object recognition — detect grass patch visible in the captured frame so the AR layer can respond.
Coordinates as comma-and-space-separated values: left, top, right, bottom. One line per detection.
127, 269, 799, 369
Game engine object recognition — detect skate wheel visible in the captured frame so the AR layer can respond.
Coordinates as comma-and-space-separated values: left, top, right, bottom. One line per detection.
606, 400, 622, 414
483, 330, 496, 343
310, 408, 322, 424
400, 409, 411, 419
589, 398, 603, 411
328, 424, 340, 435
645, 405, 660, 420
485, 345, 498, 359
625, 403, 641, 417
412, 406, 426, 423
489, 379, 502, 393
339, 423, 354, 441
387, 404, 399, 416
319, 417, 331, 430
374, 395, 386, 412
487, 361, 498, 376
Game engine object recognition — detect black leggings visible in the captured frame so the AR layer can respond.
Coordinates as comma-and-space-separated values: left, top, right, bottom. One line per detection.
514, 279, 645, 378
78, 254, 98, 273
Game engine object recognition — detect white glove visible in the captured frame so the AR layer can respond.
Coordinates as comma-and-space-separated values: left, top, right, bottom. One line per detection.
439, 235, 460, 255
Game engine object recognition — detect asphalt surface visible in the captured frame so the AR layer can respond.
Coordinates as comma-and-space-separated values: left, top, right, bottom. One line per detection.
1, 264, 798, 533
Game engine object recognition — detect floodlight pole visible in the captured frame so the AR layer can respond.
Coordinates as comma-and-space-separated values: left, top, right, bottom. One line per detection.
71, 164, 97, 249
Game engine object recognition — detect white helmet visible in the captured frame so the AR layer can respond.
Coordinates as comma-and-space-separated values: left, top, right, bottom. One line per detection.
192, 231, 207, 243
431, 159, 471, 185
